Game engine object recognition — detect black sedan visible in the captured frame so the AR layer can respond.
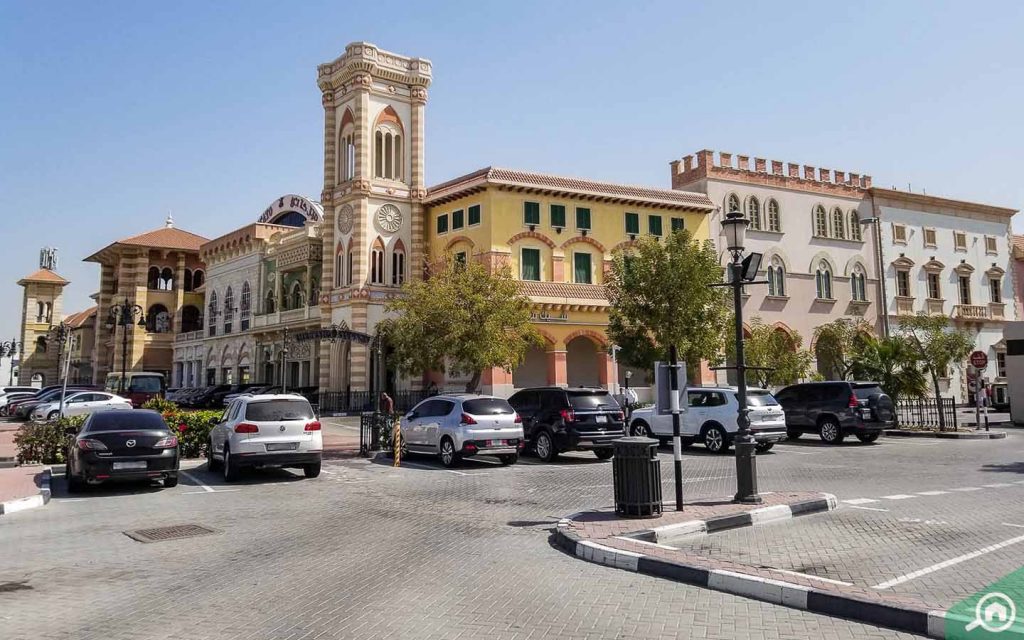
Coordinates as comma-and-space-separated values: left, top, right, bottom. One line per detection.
65, 410, 180, 492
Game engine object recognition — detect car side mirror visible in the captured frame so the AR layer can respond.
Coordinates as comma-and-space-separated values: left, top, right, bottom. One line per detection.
405, 412, 416, 421
209, 416, 219, 426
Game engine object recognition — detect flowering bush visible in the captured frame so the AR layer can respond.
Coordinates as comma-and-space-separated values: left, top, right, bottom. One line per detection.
140, 398, 220, 457
14, 415, 86, 464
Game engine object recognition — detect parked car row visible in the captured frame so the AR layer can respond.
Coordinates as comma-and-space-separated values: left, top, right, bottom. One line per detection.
171, 384, 309, 408
3, 385, 100, 419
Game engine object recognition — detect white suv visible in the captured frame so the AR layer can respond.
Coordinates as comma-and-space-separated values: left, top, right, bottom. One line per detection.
628, 387, 786, 453
206, 394, 322, 481
402, 394, 525, 468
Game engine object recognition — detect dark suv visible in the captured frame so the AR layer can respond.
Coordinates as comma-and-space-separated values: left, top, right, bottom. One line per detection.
507, 387, 624, 462
774, 381, 894, 444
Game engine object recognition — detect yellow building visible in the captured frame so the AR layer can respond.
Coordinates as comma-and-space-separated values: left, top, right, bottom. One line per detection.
424, 167, 715, 397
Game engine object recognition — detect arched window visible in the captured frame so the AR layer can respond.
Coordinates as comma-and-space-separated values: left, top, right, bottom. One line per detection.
814, 206, 828, 237
265, 290, 276, 314
337, 109, 355, 183
44, 302, 51, 322
767, 199, 781, 232
851, 266, 867, 301
373, 111, 404, 181
240, 282, 251, 331
159, 267, 174, 290
192, 270, 205, 289
290, 282, 303, 309
184, 269, 194, 292
310, 278, 319, 307
726, 194, 741, 214
36, 301, 45, 323
746, 197, 761, 230
208, 291, 218, 337
849, 211, 862, 241
181, 305, 201, 333
223, 287, 234, 334
147, 266, 160, 290
392, 241, 406, 286
767, 257, 786, 297
815, 261, 833, 300
335, 246, 344, 288
146, 304, 171, 333
831, 207, 845, 240
370, 239, 385, 285
35, 336, 47, 353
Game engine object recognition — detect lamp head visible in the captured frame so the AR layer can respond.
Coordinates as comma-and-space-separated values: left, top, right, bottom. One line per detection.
721, 210, 748, 253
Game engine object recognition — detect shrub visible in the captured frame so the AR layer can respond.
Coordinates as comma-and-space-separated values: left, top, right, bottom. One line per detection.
14, 415, 86, 464
142, 397, 179, 414
172, 409, 220, 458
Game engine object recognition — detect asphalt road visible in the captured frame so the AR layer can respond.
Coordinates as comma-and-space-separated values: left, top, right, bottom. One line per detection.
3, 428, 1022, 639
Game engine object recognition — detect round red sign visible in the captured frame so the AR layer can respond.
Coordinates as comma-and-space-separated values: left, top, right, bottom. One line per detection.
970, 351, 988, 368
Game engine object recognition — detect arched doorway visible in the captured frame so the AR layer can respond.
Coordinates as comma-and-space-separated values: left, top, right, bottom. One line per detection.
512, 344, 547, 389
566, 336, 601, 387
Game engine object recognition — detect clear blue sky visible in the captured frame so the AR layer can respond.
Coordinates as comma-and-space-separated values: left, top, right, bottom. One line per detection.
1, 1, 1022, 340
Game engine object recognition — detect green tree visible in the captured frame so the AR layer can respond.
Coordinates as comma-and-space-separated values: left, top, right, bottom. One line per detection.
812, 318, 874, 380
897, 313, 974, 430
607, 230, 730, 376
850, 335, 928, 403
725, 317, 813, 388
379, 258, 543, 392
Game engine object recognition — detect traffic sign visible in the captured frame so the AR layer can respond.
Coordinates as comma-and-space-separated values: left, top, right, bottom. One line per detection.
970, 351, 989, 369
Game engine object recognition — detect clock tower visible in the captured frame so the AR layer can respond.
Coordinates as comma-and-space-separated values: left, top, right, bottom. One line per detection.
316, 42, 432, 392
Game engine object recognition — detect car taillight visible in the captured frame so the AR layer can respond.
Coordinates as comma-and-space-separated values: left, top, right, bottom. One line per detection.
848, 394, 859, 408
464, 442, 478, 452
304, 421, 321, 431
614, 411, 624, 421
560, 409, 576, 423
153, 435, 178, 448
460, 413, 477, 425
76, 438, 108, 451
234, 422, 259, 433
514, 413, 522, 423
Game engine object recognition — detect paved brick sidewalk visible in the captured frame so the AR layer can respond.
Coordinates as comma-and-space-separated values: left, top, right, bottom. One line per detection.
0, 421, 20, 462
0, 465, 48, 505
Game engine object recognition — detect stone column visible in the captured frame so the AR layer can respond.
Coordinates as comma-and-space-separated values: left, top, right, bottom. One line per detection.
546, 349, 567, 387
174, 253, 186, 331
409, 86, 427, 278
597, 351, 615, 390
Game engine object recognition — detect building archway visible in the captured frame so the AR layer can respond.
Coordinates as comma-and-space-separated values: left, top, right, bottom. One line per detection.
566, 336, 601, 387
512, 344, 548, 389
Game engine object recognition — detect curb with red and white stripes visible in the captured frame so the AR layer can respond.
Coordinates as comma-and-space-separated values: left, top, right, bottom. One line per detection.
0, 467, 51, 517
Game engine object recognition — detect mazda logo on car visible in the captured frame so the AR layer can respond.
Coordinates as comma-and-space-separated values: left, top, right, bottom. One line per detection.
279, 425, 286, 432
126, 439, 136, 448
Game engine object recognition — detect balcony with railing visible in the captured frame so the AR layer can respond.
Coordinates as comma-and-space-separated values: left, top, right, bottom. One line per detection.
952, 304, 990, 321
252, 305, 320, 329
894, 297, 916, 316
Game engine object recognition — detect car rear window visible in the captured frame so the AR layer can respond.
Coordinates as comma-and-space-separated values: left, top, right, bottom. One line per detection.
245, 399, 315, 421
129, 376, 163, 393
567, 391, 621, 411
744, 391, 779, 407
853, 384, 884, 399
86, 412, 168, 432
462, 398, 515, 415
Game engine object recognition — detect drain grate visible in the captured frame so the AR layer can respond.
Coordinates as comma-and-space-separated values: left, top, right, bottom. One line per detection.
124, 524, 219, 544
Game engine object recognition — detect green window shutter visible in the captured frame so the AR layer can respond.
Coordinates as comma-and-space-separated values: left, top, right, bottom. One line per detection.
648, 215, 663, 236
521, 248, 541, 281
468, 204, 481, 226
436, 214, 449, 234
671, 217, 684, 232
550, 204, 566, 228
524, 202, 540, 226
573, 253, 592, 284
576, 207, 591, 230
452, 209, 464, 230
625, 212, 640, 235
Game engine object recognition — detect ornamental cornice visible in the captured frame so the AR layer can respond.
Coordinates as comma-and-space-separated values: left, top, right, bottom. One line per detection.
318, 42, 432, 94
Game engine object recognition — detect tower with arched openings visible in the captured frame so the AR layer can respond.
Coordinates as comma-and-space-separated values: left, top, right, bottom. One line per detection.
17, 250, 70, 386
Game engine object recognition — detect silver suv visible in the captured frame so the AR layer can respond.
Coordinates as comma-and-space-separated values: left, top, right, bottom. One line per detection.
401, 394, 525, 468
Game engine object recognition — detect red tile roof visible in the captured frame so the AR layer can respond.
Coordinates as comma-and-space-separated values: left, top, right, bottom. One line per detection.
17, 268, 69, 285
426, 167, 714, 210
1014, 235, 1024, 252
64, 306, 98, 328
115, 227, 208, 251
519, 281, 610, 302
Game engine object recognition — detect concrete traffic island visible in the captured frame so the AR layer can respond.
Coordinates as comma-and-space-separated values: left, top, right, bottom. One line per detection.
553, 492, 982, 638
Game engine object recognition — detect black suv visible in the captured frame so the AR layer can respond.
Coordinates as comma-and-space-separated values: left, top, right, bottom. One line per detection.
507, 387, 625, 462
774, 381, 894, 444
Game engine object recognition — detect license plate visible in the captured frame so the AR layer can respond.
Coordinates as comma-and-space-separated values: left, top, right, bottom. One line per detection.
596, 415, 608, 423
487, 439, 505, 447
266, 442, 298, 451
112, 461, 146, 471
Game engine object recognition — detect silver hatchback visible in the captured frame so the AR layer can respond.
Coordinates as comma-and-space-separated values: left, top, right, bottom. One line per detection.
401, 394, 525, 467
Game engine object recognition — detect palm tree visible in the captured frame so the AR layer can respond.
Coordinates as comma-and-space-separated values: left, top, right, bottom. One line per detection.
851, 336, 928, 403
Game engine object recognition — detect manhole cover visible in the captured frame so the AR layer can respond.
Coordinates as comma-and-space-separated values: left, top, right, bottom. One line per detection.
124, 524, 218, 544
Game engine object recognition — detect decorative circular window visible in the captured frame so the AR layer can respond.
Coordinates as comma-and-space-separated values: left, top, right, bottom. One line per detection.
337, 204, 354, 234
375, 204, 403, 233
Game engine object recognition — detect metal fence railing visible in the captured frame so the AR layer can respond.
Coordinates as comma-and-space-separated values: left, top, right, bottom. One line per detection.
894, 397, 958, 430
317, 389, 437, 416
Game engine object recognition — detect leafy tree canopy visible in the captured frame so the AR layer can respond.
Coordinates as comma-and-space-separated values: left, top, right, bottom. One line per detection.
812, 318, 875, 380
725, 317, 813, 388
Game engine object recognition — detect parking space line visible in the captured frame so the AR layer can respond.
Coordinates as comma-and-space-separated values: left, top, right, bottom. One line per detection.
182, 489, 241, 494
180, 471, 215, 493
843, 498, 879, 505
983, 483, 1015, 488
849, 505, 889, 512
916, 490, 949, 496
873, 533, 1024, 589
1003, 523, 1024, 529
881, 494, 916, 500
950, 487, 982, 492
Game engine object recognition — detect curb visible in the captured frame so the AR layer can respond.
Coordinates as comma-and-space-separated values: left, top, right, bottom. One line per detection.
0, 467, 51, 517
885, 429, 1006, 440
552, 494, 963, 638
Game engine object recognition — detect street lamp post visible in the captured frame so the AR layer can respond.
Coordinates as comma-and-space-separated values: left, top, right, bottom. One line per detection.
859, 216, 890, 338
49, 321, 73, 418
0, 339, 20, 385
107, 299, 146, 395
719, 210, 765, 505
281, 327, 291, 394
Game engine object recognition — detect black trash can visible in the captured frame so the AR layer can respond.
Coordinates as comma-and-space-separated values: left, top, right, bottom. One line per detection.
612, 436, 662, 518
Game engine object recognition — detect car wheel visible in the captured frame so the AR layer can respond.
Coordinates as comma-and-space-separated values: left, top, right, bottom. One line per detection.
439, 437, 461, 468
303, 462, 321, 478
856, 432, 880, 444
786, 429, 801, 440
631, 421, 652, 438
594, 449, 614, 461
535, 430, 557, 463
163, 474, 178, 488
755, 442, 775, 453
47, 411, 59, 421
702, 424, 730, 454
206, 440, 222, 471
498, 453, 518, 466
818, 418, 844, 444
223, 447, 241, 482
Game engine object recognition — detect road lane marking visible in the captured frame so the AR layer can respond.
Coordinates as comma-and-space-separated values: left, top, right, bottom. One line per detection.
873, 533, 1024, 589
849, 505, 889, 512
916, 490, 949, 496
950, 487, 982, 492
843, 498, 879, 505
180, 471, 215, 493
182, 489, 241, 494
881, 494, 916, 500
776, 450, 817, 455
771, 569, 853, 586
983, 483, 1015, 488
1003, 523, 1024, 529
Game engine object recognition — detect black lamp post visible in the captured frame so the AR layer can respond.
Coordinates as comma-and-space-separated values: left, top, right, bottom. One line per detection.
0, 339, 20, 385
49, 321, 73, 380
107, 299, 146, 394
720, 210, 765, 505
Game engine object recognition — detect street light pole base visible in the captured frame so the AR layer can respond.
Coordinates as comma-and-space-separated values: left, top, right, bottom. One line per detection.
733, 440, 762, 504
